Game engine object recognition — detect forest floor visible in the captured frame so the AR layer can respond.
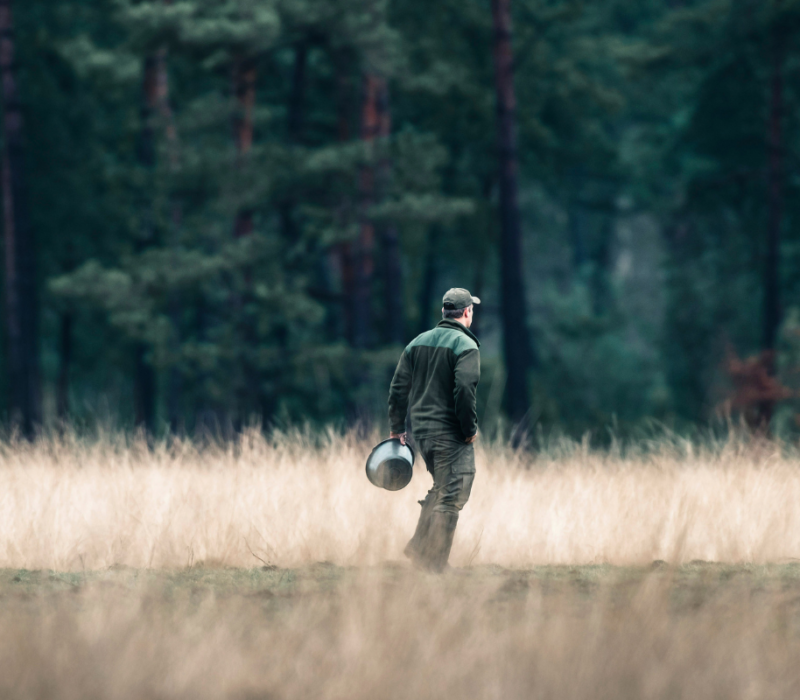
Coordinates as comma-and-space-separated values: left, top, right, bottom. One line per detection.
6, 558, 800, 599
4, 561, 800, 698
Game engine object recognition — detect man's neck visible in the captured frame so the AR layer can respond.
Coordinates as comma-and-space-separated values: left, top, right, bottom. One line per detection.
438, 318, 480, 346
440, 317, 469, 330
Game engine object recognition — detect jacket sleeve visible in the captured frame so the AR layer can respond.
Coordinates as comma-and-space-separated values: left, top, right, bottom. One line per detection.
453, 348, 480, 438
388, 350, 413, 434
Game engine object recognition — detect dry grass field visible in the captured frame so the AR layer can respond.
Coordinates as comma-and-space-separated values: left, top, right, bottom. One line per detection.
2, 429, 800, 569
3, 430, 800, 698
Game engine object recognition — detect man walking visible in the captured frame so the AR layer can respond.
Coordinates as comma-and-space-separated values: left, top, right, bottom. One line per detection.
388, 288, 481, 572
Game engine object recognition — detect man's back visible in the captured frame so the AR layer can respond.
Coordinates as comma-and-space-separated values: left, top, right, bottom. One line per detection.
388, 319, 480, 440
389, 288, 482, 573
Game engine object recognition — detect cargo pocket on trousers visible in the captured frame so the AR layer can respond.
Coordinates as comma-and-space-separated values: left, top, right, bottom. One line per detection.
450, 444, 476, 474
453, 473, 475, 510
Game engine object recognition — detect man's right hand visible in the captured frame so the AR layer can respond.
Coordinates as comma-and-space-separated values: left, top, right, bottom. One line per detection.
465, 432, 478, 444
390, 432, 407, 446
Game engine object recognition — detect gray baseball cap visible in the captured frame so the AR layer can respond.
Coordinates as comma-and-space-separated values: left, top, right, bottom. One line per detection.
443, 288, 481, 310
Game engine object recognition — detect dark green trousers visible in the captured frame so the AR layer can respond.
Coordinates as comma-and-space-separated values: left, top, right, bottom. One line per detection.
405, 434, 475, 568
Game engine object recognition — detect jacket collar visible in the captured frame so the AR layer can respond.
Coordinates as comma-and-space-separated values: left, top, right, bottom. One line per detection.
436, 319, 481, 348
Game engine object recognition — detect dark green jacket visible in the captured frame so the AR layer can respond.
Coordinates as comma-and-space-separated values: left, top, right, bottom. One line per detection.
388, 320, 481, 440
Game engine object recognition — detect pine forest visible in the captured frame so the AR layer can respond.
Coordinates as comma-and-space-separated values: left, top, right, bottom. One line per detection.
3, 0, 800, 440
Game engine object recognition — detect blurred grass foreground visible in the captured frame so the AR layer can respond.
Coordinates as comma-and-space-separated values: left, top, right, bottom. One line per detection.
4, 431, 800, 697
5, 563, 800, 699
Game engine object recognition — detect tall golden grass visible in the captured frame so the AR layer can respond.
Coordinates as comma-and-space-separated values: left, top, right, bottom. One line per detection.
1, 429, 799, 569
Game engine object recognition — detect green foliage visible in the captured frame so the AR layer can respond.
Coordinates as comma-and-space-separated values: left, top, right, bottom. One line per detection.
9, 0, 800, 435
36, 0, 473, 429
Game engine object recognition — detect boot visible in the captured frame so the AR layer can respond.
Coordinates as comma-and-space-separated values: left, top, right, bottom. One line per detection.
404, 496, 435, 564
420, 511, 458, 573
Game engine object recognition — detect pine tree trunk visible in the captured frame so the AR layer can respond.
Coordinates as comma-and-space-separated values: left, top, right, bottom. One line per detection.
335, 59, 355, 344
568, 168, 587, 270
352, 74, 382, 349
167, 244, 182, 432
140, 28, 182, 431
233, 57, 256, 239
470, 260, 486, 339
288, 41, 307, 142
166, 317, 181, 432
470, 176, 496, 339
132, 52, 160, 433
135, 41, 181, 433
491, 0, 533, 425
759, 29, 786, 429
418, 227, 439, 336
1, 0, 40, 436
592, 215, 613, 316
763, 38, 783, 354
154, 47, 182, 433
375, 80, 404, 345
56, 312, 72, 421
381, 221, 404, 344
279, 42, 307, 244
231, 56, 258, 427
133, 343, 156, 430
